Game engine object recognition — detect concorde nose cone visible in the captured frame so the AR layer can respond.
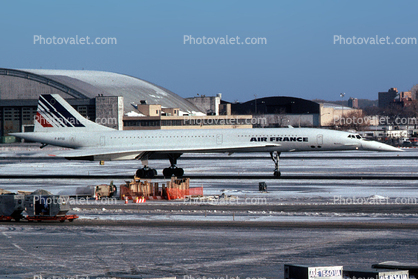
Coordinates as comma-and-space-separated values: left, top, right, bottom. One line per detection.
361, 140, 403, 152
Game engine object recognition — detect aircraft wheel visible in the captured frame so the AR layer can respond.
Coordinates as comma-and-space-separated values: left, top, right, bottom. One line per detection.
174, 168, 184, 177
163, 168, 184, 177
163, 168, 172, 177
136, 169, 145, 178
145, 169, 156, 178
137, 168, 157, 178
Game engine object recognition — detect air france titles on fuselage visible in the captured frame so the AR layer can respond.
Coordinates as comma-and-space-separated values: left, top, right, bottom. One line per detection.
250, 136, 309, 142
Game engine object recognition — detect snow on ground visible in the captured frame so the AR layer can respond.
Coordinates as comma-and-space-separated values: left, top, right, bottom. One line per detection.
1, 145, 418, 223
74, 206, 418, 223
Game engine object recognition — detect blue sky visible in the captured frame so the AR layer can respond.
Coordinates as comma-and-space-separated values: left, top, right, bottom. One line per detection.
1, 0, 417, 102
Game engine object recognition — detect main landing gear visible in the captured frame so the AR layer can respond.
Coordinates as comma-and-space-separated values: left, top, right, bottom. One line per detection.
163, 154, 184, 177
136, 167, 157, 178
136, 153, 184, 178
270, 151, 281, 177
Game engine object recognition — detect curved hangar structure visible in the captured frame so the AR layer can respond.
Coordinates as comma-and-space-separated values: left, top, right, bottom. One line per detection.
0, 68, 202, 136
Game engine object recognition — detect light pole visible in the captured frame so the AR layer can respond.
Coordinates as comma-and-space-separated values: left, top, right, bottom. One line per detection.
340, 93, 345, 125
254, 94, 257, 115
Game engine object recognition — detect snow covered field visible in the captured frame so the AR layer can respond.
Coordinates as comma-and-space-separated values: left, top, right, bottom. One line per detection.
1, 145, 418, 278
1, 145, 417, 202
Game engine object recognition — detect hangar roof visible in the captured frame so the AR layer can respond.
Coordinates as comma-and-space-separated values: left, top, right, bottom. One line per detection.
320, 102, 353, 110
0, 68, 202, 114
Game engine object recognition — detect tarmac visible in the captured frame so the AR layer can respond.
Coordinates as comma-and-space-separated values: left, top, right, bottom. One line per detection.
2, 219, 418, 279
1, 146, 418, 278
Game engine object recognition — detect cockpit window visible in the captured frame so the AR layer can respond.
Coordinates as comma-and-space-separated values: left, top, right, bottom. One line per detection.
348, 134, 362, 139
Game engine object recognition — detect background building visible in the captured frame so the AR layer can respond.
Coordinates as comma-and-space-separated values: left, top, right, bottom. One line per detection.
378, 87, 417, 108
1, 67, 369, 143
0, 68, 255, 142
319, 103, 363, 127
348, 97, 359, 108
186, 94, 222, 115
394, 91, 415, 107
226, 96, 363, 128
229, 96, 320, 127
378, 88, 399, 108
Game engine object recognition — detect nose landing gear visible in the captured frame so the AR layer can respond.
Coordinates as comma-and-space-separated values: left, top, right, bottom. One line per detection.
270, 151, 281, 177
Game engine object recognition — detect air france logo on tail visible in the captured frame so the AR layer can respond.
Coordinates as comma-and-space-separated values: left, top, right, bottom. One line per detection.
35, 95, 85, 128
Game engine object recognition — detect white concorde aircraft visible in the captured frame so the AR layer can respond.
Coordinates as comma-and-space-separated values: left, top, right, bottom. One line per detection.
11, 94, 401, 177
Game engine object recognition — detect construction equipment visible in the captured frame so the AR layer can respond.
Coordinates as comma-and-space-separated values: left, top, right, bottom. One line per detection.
120, 176, 203, 201
0, 189, 78, 223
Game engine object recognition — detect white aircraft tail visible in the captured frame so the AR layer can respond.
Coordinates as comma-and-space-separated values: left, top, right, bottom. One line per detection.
34, 94, 113, 132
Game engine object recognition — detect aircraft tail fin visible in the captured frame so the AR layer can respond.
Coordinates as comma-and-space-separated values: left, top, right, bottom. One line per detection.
34, 94, 114, 132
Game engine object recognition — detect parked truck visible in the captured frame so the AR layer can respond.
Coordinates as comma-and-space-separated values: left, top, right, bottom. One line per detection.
76, 182, 117, 199
23, 189, 77, 222
59, 181, 117, 199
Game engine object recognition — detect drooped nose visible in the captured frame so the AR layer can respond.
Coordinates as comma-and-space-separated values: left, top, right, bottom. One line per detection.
361, 140, 403, 152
